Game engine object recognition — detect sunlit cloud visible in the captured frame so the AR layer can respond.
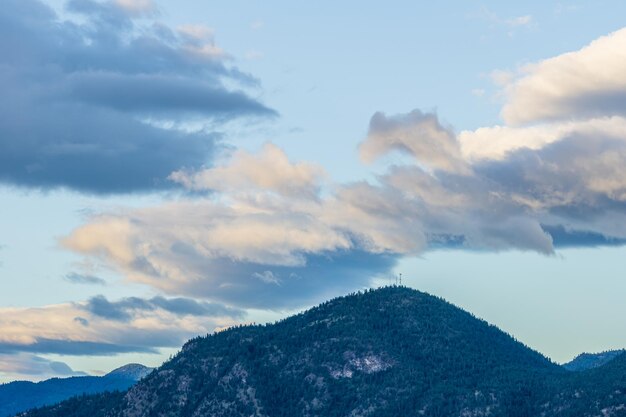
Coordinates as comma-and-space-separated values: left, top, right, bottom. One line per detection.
60, 27, 626, 313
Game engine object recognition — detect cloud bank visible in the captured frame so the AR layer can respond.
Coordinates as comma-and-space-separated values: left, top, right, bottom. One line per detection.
60, 27, 626, 313
0, 0, 275, 193
0, 296, 242, 355
0, 295, 242, 379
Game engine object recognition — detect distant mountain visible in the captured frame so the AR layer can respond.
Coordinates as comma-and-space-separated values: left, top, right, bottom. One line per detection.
18, 287, 626, 417
563, 349, 626, 371
0, 364, 152, 417
104, 364, 153, 381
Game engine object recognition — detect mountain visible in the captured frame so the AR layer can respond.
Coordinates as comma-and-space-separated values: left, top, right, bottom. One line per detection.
104, 364, 153, 381
563, 349, 626, 371
17, 287, 626, 417
0, 364, 152, 417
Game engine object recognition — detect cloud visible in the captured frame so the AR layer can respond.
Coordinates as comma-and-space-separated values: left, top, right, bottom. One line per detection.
169, 143, 326, 199
459, 117, 626, 162
0, 339, 157, 356
0, 296, 242, 358
472, 7, 534, 30
541, 225, 626, 248
0, 353, 84, 381
359, 110, 470, 175
500, 27, 626, 125
63, 113, 626, 309
84, 295, 245, 322
61, 201, 397, 308
0, 0, 275, 193
252, 270, 281, 285
61, 28, 626, 311
65, 272, 107, 285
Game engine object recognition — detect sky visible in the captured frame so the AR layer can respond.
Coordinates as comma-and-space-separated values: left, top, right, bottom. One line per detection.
1, 0, 626, 382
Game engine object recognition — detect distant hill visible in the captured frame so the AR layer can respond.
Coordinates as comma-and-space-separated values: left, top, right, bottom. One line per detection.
0, 364, 152, 417
563, 349, 626, 371
104, 364, 152, 381
19, 287, 626, 417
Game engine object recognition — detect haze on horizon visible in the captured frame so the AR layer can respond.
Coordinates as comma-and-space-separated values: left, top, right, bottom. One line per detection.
1, 0, 626, 382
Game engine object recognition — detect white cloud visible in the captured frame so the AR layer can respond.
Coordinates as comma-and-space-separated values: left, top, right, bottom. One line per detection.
359, 110, 471, 175
459, 116, 626, 162
252, 271, 281, 285
501, 27, 626, 125
169, 143, 326, 199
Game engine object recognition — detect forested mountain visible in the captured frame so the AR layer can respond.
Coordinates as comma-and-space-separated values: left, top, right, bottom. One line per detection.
0, 364, 151, 417
563, 349, 626, 371
18, 287, 626, 417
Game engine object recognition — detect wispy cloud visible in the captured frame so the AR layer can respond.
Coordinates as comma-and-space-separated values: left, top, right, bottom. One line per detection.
470, 7, 535, 30
0, 353, 85, 381
64, 272, 107, 286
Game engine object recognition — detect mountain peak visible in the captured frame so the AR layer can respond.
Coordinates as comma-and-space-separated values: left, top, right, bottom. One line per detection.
105, 363, 153, 381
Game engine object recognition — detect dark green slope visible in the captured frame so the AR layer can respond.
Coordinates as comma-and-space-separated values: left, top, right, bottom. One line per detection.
543, 352, 626, 416
20, 287, 626, 417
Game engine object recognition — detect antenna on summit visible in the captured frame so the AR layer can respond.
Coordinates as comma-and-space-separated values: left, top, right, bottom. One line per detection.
399, 273, 402, 286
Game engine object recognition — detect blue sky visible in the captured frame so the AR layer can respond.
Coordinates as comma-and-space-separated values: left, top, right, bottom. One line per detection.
1, 0, 626, 381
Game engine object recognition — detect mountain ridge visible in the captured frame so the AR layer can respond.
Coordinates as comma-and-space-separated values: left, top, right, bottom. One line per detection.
563, 349, 626, 371
17, 287, 626, 417
0, 364, 152, 417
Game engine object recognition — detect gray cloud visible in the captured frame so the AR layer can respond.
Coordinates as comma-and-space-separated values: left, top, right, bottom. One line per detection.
542, 225, 626, 248
168, 250, 398, 309
360, 110, 470, 174
0, 338, 158, 356
74, 317, 90, 326
65, 272, 106, 285
149, 296, 245, 318
0, 0, 275, 194
0, 353, 84, 379
84, 295, 245, 321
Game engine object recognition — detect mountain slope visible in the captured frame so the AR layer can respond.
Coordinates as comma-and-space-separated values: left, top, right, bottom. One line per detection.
119, 286, 560, 417
563, 349, 626, 371
0, 364, 152, 417
19, 287, 626, 417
